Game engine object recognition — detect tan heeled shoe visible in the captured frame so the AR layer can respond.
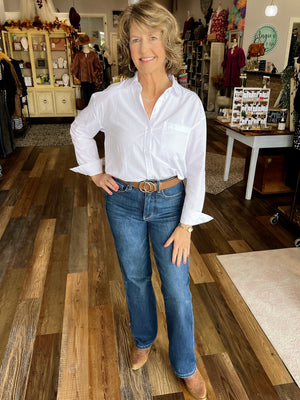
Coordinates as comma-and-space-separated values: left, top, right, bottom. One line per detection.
183, 369, 207, 400
130, 345, 151, 370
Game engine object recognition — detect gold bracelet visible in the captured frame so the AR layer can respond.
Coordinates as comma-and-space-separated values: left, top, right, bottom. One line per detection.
178, 222, 193, 233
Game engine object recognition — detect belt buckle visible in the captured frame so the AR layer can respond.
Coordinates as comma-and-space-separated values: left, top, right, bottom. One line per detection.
139, 181, 156, 193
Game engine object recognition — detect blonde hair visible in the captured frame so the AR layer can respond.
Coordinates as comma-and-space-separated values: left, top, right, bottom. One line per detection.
118, 0, 183, 77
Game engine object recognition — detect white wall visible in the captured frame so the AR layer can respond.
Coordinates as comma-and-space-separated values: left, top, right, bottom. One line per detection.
243, 0, 300, 73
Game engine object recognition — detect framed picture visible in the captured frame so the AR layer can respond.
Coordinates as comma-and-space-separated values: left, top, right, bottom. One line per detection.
113, 11, 122, 27
13, 41, 22, 51
50, 38, 66, 51
36, 58, 47, 68
24, 76, 32, 87
267, 108, 288, 126
228, 30, 241, 47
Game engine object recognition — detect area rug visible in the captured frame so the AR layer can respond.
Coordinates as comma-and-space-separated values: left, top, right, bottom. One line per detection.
206, 152, 245, 195
14, 124, 72, 146
217, 248, 300, 387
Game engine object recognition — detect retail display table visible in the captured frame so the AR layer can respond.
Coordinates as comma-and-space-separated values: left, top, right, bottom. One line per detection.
217, 121, 294, 200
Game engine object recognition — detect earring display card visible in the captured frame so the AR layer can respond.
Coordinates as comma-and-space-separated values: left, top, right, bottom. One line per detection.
231, 87, 271, 131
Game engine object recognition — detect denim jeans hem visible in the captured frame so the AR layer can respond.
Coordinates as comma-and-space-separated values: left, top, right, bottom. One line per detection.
136, 343, 153, 350
172, 365, 197, 379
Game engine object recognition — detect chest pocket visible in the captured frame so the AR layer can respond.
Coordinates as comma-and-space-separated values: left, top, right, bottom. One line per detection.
162, 122, 190, 158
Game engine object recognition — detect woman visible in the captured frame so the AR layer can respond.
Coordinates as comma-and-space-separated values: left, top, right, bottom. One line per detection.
70, 1, 212, 399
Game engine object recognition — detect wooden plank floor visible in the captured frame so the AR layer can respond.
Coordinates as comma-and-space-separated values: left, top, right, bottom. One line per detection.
0, 120, 299, 399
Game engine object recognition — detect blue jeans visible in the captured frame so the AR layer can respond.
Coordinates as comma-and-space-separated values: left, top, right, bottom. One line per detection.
105, 178, 196, 378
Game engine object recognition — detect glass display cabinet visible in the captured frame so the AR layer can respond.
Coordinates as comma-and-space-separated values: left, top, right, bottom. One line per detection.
2, 28, 76, 117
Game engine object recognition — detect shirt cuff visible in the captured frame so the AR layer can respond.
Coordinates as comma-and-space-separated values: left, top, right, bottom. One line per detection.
70, 159, 103, 176
180, 211, 213, 226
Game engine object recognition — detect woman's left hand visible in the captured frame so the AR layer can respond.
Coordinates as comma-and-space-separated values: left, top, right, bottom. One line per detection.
164, 226, 191, 267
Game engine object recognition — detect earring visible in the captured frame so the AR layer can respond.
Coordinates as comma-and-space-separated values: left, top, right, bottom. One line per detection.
128, 63, 134, 72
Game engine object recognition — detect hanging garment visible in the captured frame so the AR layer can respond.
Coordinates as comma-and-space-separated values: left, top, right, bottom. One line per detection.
71, 50, 102, 84
0, 57, 17, 115
10, 58, 27, 134
7, 60, 23, 118
209, 9, 229, 42
222, 46, 246, 87
0, 90, 15, 157
10, 58, 27, 98
71, 50, 102, 106
183, 17, 194, 39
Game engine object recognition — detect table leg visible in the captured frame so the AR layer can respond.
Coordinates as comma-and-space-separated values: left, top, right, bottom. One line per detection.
245, 147, 259, 200
224, 135, 234, 181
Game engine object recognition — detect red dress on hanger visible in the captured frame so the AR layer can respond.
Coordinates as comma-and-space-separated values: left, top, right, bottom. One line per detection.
222, 46, 246, 87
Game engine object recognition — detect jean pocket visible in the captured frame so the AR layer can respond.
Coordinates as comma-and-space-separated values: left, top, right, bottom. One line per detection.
160, 181, 184, 199
114, 178, 128, 193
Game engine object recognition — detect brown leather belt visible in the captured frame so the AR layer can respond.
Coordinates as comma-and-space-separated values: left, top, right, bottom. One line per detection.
119, 177, 182, 193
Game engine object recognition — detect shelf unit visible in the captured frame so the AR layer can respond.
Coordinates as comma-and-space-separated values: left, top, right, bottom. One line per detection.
2, 28, 76, 117
183, 40, 224, 111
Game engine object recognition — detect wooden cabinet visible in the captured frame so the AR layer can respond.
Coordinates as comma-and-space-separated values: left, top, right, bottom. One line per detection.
23, 88, 76, 117
2, 28, 76, 117
54, 89, 76, 116
35, 90, 55, 115
244, 148, 293, 194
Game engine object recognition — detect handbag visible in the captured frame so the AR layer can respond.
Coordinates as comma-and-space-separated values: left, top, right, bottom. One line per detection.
247, 37, 265, 58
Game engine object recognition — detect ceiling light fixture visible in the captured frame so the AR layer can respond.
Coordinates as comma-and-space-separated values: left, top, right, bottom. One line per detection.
265, 0, 278, 17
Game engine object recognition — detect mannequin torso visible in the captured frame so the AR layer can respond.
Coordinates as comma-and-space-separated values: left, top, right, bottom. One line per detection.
231, 39, 237, 54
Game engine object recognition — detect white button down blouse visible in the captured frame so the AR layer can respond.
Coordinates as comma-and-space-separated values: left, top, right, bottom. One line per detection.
70, 73, 212, 226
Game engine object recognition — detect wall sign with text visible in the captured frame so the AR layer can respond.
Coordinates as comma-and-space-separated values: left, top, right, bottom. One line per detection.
253, 25, 278, 54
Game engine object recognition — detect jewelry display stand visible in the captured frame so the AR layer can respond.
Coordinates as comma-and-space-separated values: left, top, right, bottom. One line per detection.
231, 87, 271, 131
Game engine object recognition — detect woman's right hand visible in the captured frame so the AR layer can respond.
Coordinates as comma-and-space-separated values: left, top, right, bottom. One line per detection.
91, 173, 119, 195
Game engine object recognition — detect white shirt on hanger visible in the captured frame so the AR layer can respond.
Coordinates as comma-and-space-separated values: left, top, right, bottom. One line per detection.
70, 73, 212, 226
